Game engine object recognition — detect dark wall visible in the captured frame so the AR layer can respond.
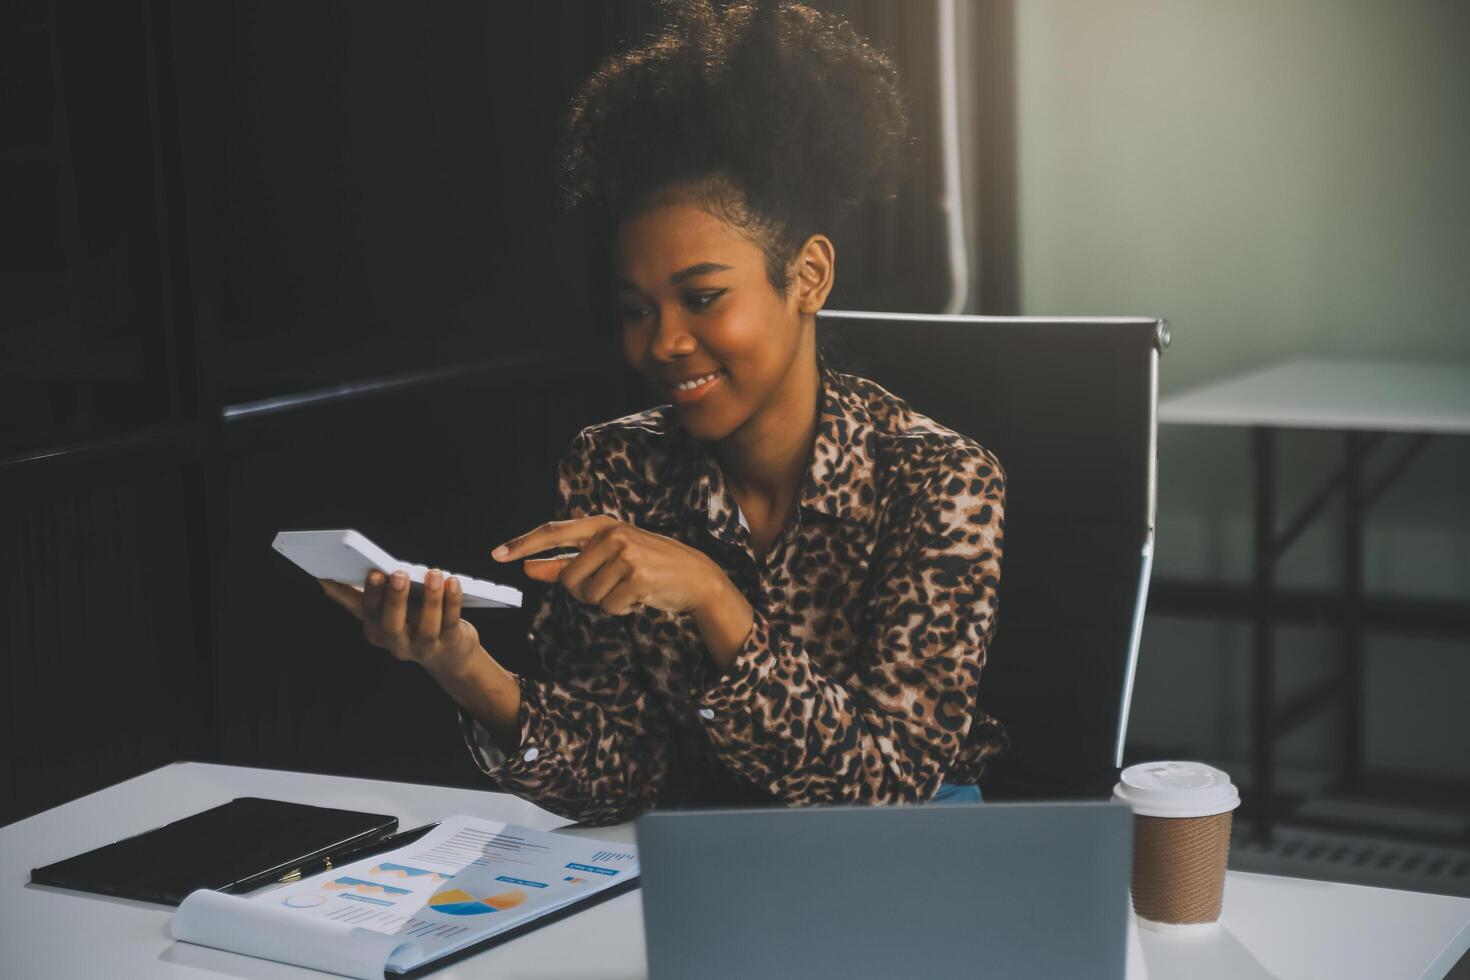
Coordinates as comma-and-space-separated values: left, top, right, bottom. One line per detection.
3, 0, 645, 825
2, 0, 957, 825
1, 1, 175, 454
179, 2, 623, 403
3, 451, 209, 818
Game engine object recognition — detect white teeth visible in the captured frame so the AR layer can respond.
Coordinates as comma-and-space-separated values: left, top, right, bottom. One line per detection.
675, 371, 721, 390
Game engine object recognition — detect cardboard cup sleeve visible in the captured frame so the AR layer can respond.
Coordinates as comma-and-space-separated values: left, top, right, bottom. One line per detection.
1129, 810, 1233, 925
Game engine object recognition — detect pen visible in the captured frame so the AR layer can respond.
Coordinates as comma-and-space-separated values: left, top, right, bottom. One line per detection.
275, 821, 441, 883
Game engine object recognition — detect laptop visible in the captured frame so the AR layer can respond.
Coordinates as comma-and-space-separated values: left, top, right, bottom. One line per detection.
635, 800, 1132, 980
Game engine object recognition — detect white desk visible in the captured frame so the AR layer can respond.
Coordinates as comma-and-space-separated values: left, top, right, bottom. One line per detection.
3, 763, 1468, 979
1157, 358, 1470, 434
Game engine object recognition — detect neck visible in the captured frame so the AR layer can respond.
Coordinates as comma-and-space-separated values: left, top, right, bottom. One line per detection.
716, 343, 822, 522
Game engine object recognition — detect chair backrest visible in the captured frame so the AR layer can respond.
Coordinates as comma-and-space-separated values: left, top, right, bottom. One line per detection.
818, 310, 1168, 800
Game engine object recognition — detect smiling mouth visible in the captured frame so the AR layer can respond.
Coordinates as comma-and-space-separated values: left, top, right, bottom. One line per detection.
669, 370, 725, 392
667, 369, 726, 403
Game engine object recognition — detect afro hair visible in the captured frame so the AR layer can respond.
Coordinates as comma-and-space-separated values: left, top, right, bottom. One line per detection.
557, 0, 912, 295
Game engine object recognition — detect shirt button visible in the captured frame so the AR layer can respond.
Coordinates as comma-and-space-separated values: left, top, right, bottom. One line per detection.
522, 747, 540, 762
698, 708, 715, 721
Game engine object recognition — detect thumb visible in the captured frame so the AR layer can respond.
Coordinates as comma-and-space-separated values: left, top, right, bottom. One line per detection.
522, 557, 573, 582
319, 579, 364, 619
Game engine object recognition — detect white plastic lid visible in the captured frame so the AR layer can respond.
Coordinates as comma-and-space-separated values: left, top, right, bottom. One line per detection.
1112, 761, 1240, 818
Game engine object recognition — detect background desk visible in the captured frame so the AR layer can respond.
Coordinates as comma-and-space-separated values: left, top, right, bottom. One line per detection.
3, 763, 1468, 979
1157, 357, 1470, 843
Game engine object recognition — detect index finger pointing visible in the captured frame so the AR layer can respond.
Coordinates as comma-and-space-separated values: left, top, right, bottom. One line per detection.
492, 516, 612, 562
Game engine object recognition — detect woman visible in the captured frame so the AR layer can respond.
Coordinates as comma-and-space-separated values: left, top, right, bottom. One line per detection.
321, 0, 1006, 826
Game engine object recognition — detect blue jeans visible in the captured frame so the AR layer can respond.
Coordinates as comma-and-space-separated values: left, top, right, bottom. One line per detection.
932, 782, 983, 804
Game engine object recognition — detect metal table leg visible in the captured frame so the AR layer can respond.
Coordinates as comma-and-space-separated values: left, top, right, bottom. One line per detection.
1343, 432, 1365, 788
1252, 426, 1276, 842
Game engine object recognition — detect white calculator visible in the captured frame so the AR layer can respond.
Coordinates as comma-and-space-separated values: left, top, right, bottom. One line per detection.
272, 529, 522, 608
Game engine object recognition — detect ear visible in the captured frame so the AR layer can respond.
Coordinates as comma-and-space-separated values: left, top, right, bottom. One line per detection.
790, 234, 836, 315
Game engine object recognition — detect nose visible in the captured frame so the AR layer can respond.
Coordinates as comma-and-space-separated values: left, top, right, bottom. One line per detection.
648, 307, 697, 362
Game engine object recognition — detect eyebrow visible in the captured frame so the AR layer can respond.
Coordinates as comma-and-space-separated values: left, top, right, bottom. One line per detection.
615, 262, 733, 291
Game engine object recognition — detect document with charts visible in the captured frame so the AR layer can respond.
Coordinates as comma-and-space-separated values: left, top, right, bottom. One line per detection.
171, 815, 640, 979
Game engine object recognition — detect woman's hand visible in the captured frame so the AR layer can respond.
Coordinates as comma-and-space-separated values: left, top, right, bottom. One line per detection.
319, 569, 480, 675
492, 516, 723, 617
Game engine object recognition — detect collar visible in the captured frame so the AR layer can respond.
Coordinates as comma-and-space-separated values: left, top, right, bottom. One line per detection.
667, 352, 881, 546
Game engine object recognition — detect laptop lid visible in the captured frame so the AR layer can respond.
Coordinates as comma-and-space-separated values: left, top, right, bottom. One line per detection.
635, 800, 1132, 980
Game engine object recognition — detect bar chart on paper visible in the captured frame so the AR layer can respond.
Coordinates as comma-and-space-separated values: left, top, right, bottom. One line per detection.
271, 816, 636, 947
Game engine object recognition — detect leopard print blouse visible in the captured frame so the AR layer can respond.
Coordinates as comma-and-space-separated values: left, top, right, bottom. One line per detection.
460, 356, 1007, 825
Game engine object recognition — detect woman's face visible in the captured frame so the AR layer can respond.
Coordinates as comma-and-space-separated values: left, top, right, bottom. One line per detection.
613, 198, 806, 442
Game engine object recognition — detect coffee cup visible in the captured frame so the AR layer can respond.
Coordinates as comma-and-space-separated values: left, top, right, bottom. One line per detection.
1112, 761, 1240, 933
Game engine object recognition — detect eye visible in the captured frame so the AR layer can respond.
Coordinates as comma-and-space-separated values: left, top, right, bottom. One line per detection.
619, 303, 651, 322
686, 289, 725, 311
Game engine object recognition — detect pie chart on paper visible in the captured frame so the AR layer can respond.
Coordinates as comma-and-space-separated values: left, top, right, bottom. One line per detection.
428, 886, 529, 916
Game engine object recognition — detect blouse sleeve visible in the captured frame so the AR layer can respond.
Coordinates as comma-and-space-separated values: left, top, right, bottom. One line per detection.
458, 430, 671, 825
689, 443, 1005, 805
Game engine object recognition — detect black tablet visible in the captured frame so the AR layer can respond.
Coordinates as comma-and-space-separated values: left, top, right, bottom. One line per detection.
30, 796, 398, 906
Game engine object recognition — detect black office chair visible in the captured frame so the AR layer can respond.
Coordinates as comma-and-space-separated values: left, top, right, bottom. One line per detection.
819, 310, 1169, 800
